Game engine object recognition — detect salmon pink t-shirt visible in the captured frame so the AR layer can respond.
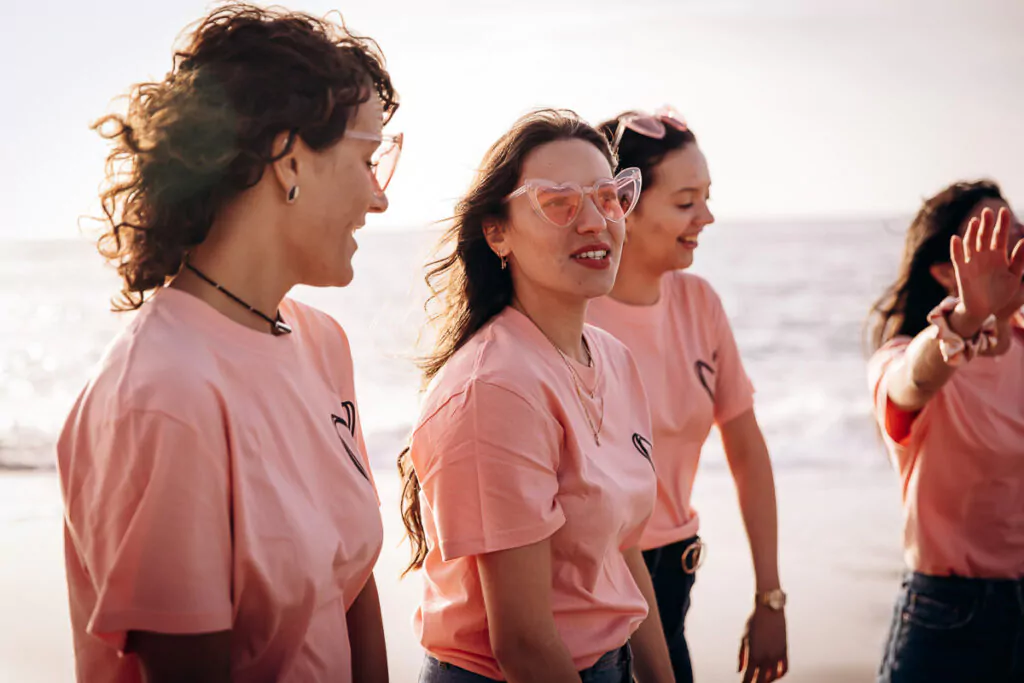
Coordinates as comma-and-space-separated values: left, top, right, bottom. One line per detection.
57, 288, 382, 683
587, 271, 755, 549
868, 329, 1024, 578
409, 307, 658, 679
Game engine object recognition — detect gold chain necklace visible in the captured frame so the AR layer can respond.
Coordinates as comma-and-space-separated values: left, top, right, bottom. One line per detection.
514, 303, 604, 445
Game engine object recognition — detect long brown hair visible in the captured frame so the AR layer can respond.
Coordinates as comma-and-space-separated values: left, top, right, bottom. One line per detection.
92, 3, 397, 311
398, 109, 615, 574
868, 180, 1004, 351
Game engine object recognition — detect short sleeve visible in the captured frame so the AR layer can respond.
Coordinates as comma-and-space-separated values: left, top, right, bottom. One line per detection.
868, 338, 920, 448
708, 289, 756, 425
66, 409, 233, 651
411, 381, 566, 561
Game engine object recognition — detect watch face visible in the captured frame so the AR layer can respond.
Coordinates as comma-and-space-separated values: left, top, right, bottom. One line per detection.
768, 591, 787, 610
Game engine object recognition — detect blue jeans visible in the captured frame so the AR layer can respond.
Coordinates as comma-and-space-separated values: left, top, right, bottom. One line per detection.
419, 644, 633, 683
878, 572, 1024, 682
643, 536, 700, 683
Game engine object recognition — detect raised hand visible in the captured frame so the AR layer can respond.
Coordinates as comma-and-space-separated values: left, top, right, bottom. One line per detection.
951, 207, 1024, 328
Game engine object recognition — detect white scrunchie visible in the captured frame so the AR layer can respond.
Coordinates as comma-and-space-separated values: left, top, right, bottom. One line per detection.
926, 296, 999, 366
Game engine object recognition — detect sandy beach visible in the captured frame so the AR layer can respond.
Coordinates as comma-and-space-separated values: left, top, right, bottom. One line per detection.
0, 466, 903, 683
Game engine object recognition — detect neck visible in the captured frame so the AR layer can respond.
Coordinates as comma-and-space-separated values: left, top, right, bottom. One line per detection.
170, 197, 295, 334
512, 284, 589, 364
608, 249, 664, 305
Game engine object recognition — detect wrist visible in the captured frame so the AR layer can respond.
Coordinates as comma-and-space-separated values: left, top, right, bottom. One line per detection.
755, 588, 787, 611
949, 302, 986, 338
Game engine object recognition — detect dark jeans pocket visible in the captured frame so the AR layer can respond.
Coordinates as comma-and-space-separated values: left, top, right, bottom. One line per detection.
879, 575, 985, 683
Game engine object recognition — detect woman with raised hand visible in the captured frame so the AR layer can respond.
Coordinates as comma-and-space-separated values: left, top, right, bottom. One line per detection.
399, 109, 674, 683
57, 4, 401, 681
868, 181, 1024, 683
588, 108, 789, 683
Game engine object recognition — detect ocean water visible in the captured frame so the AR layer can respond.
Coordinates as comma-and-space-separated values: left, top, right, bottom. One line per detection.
0, 218, 907, 472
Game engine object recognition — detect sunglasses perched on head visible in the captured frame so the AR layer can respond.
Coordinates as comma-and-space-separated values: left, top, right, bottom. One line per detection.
612, 105, 688, 150
505, 167, 642, 228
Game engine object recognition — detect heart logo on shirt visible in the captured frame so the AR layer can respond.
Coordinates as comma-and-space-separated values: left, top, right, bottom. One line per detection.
333, 400, 357, 437
694, 351, 718, 402
331, 402, 369, 482
632, 433, 654, 470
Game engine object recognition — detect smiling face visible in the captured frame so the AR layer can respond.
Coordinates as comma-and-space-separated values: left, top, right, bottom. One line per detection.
486, 138, 626, 306
622, 143, 714, 275
281, 98, 390, 288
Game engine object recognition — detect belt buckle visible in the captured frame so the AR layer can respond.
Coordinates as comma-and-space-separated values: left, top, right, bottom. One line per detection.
681, 538, 704, 575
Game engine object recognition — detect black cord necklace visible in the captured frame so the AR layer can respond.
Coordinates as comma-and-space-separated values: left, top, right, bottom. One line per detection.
184, 262, 292, 336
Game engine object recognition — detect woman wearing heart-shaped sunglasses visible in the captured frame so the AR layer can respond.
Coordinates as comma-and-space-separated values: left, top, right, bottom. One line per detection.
588, 108, 789, 683
399, 109, 675, 683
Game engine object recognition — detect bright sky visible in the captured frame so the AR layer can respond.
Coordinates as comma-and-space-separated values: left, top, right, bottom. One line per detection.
2, 0, 1022, 239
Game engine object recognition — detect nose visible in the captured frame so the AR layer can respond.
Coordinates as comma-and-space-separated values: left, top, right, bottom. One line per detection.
698, 199, 714, 227
574, 196, 606, 234
368, 188, 389, 214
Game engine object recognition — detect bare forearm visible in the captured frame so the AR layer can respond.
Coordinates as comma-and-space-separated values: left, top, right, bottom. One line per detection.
891, 305, 986, 409
722, 412, 780, 592
346, 575, 388, 683
622, 547, 674, 683
494, 633, 580, 683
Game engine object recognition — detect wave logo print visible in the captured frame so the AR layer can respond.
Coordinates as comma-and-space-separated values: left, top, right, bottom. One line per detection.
331, 401, 369, 481
632, 433, 654, 471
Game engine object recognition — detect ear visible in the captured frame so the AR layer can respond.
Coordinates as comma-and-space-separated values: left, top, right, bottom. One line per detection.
929, 262, 958, 295
270, 130, 302, 199
482, 218, 510, 258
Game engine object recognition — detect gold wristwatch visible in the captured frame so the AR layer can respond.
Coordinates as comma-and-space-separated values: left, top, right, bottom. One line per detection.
756, 589, 787, 611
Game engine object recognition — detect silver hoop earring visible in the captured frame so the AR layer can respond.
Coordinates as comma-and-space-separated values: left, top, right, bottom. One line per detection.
286, 185, 300, 204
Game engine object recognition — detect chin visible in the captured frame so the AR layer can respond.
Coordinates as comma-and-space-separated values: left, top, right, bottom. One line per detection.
674, 251, 695, 271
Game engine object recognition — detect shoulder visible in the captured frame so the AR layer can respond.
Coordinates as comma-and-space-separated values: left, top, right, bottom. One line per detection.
71, 299, 229, 428
282, 298, 353, 355
667, 270, 724, 310
420, 321, 548, 422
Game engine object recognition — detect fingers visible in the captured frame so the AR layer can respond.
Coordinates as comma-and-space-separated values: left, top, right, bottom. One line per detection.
1010, 238, 1024, 279
754, 658, 786, 683
975, 208, 994, 255
992, 207, 1010, 255
964, 217, 978, 262
951, 234, 967, 270
738, 638, 748, 673
742, 664, 757, 683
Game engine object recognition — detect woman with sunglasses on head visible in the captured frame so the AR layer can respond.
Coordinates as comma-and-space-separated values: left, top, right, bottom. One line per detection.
398, 109, 674, 683
56, 5, 401, 682
587, 108, 788, 683
868, 182, 1024, 683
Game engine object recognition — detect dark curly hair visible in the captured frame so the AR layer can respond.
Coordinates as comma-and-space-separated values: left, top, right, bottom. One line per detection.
93, 2, 398, 310
868, 180, 1005, 351
398, 109, 615, 575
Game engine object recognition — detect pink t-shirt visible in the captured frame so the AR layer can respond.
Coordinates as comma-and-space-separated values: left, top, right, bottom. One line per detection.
869, 330, 1024, 578
587, 271, 755, 549
409, 307, 657, 680
57, 288, 382, 683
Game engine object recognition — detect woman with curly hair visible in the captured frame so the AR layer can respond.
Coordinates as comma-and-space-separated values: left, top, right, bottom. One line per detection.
56, 4, 400, 682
